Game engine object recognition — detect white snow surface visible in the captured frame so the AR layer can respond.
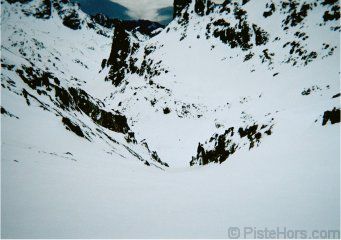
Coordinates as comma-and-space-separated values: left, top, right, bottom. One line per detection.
1, 0, 340, 238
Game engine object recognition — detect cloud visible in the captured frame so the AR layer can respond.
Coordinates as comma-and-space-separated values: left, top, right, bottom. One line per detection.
74, 0, 226, 25
157, 6, 173, 25
110, 0, 173, 23
72, 0, 131, 20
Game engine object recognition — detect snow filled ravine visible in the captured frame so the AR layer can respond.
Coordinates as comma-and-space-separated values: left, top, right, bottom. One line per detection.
1, 0, 340, 238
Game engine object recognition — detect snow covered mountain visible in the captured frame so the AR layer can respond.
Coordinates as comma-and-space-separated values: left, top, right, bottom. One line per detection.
1, 0, 169, 170
101, 0, 340, 167
1, 0, 340, 238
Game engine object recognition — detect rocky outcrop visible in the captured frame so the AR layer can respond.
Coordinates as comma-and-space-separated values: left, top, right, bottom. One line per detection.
16, 66, 132, 136
173, 0, 191, 18
62, 117, 86, 138
263, 1, 276, 18
190, 123, 273, 166
1, 107, 19, 119
105, 19, 164, 64
106, 21, 131, 86
212, 18, 252, 51
172, 0, 336, 68
12, 62, 169, 168
194, 0, 206, 16
190, 127, 237, 166
62, 10, 82, 30
33, 0, 52, 19
90, 13, 116, 29
209, 4, 270, 51
174, 0, 212, 18
6, 0, 83, 29
105, 22, 168, 86
53, 1, 83, 30
281, 1, 313, 30
322, 108, 340, 125
68, 87, 131, 134
2, 0, 171, 169
7, 0, 52, 19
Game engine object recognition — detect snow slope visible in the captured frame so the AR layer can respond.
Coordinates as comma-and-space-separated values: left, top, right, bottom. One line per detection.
1, 0, 340, 238
2, 117, 340, 238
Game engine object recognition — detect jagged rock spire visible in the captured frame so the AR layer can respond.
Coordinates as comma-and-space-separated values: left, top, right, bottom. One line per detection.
106, 21, 130, 86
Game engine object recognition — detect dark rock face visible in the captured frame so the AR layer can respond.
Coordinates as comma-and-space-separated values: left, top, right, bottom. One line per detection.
206, 0, 216, 15
172, 0, 335, 68
106, 21, 130, 86
301, 85, 322, 96
1, 107, 19, 119
238, 124, 263, 150
252, 24, 269, 46
332, 93, 340, 98
105, 23, 168, 86
190, 127, 237, 166
283, 40, 318, 66
151, 151, 169, 167
190, 123, 273, 166
322, 108, 340, 125
210, 3, 270, 51
212, 18, 253, 51
173, 0, 191, 18
62, 10, 82, 30
263, 1, 276, 18
63, 11, 82, 30
62, 117, 85, 138
16, 67, 55, 91
163, 107, 171, 114
41, 0, 52, 18
91, 13, 116, 29
174, 0, 212, 18
7, 0, 52, 19
16, 65, 131, 136
7, 0, 84, 29
321, 0, 340, 23
68, 88, 130, 134
32, 0, 52, 19
280, 1, 313, 30
138, 46, 168, 80
195, 0, 206, 16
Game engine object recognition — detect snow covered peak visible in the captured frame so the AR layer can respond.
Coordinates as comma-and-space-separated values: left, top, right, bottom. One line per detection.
1, 0, 170, 169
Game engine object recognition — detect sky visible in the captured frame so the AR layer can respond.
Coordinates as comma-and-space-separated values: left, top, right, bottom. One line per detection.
112, 0, 173, 24
108, 0, 224, 23
73, 0, 225, 25
72, 0, 174, 25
